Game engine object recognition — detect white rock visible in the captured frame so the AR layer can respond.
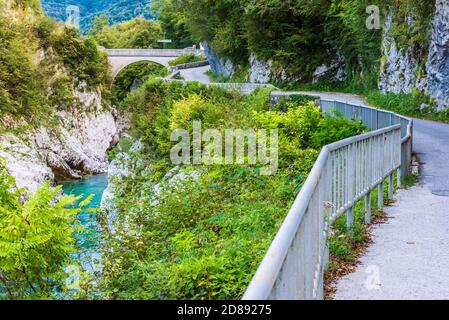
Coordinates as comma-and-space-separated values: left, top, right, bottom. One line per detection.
379, 12, 427, 94
248, 53, 272, 83
427, 0, 449, 109
0, 88, 128, 193
0, 134, 54, 193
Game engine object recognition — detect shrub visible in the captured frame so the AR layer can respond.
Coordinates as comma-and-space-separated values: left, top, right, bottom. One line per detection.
52, 27, 111, 89
0, 164, 90, 299
311, 112, 368, 148
98, 79, 373, 299
112, 61, 168, 101
89, 16, 163, 49
168, 53, 205, 66
364, 89, 449, 122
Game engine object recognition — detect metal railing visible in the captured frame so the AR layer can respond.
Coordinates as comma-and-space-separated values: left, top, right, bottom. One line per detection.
211, 83, 276, 94
162, 79, 276, 95
242, 99, 413, 300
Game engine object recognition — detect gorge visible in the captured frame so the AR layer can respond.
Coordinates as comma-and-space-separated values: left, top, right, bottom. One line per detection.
3, 0, 449, 300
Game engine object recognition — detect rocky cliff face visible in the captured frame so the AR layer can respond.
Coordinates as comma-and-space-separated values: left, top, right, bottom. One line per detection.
203, 41, 344, 84
248, 53, 273, 83
0, 89, 127, 193
379, 13, 427, 94
379, 2, 449, 110
426, 0, 449, 109
201, 41, 235, 78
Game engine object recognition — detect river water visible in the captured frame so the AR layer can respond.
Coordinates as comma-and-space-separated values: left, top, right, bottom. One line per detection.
61, 174, 108, 266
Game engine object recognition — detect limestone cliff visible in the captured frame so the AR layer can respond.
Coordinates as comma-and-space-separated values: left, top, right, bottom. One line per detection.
379, 1, 449, 110
0, 89, 127, 193
379, 13, 427, 95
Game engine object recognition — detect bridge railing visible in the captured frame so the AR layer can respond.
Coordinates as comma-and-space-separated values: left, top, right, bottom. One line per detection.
242, 99, 412, 300
168, 60, 210, 72
104, 47, 203, 57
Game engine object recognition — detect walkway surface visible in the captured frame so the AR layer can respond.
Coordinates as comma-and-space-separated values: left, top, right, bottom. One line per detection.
179, 65, 211, 83
295, 91, 449, 299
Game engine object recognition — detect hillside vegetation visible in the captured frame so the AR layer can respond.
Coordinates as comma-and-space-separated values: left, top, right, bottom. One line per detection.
159, 0, 434, 87
41, 0, 155, 33
97, 79, 367, 299
88, 15, 163, 49
0, 0, 110, 130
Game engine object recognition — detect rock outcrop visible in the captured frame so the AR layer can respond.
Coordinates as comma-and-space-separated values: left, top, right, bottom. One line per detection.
0, 89, 127, 193
427, 0, 449, 109
378, 3, 449, 110
379, 13, 427, 94
248, 53, 272, 83
201, 41, 235, 78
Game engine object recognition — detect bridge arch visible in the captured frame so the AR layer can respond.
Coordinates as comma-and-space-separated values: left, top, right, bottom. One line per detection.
111, 60, 169, 101
109, 56, 173, 79
104, 48, 203, 79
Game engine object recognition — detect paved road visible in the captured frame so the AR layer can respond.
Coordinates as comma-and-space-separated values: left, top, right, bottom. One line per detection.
293, 91, 449, 299
179, 65, 211, 83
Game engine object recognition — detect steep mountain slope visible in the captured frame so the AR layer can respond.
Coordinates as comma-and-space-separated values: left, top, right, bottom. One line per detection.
40, 0, 155, 32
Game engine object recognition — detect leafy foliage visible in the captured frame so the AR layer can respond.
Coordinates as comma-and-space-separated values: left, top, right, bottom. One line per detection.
157, 0, 435, 87
89, 15, 163, 49
152, 0, 195, 48
168, 53, 205, 66
98, 78, 368, 299
364, 89, 449, 122
0, 164, 89, 299
311, 111, 368, 148
0, 1, 110, 129
112, 61, 168, 102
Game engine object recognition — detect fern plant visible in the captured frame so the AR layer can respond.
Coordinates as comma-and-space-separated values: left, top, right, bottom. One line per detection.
0, 163, 90, 299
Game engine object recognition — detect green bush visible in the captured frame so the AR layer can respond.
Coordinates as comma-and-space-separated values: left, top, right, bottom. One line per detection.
365, 89, 449, 123
0, 164, 90, 299
0, 3, 111, 128
112, 61, 168, 101
311, 112, 368, 148
168, 53, 205, 66
97, 80, 371, 299
88, 15, 163, 49
53, 27, 111, 89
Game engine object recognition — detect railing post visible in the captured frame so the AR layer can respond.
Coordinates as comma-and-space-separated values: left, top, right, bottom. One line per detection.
364, 192, 371, 224
388, 174, 394, 199
346, 143, 355, 234
378, 181, 384, 210
346, 207, 354, 235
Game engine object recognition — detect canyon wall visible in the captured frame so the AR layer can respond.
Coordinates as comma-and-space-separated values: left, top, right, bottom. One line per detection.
0, 88, 127, 193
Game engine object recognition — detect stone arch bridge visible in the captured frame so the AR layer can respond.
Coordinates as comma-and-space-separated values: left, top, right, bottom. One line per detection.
104, 48, 204, 78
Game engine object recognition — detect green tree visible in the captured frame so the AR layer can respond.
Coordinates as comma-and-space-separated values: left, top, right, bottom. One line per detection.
152, 0, 195, 48
88, 17, 163, 49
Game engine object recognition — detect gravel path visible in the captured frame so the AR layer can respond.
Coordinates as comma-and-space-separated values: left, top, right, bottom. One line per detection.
292, 91, 449, 299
